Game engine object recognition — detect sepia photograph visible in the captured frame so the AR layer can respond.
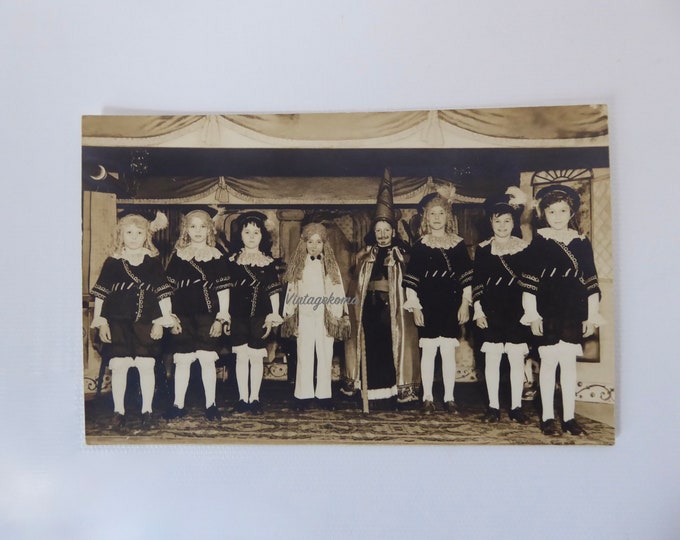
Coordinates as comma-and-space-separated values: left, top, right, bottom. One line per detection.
82, 106, 615, 445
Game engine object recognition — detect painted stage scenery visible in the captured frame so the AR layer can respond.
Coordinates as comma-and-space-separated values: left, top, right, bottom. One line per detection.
82, 107, 615, 445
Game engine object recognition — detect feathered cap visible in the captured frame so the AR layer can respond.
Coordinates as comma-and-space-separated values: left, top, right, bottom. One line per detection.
372, 168, 396, 228
117, 208, 169, 233
418, 182, 457, 214
484, 186, 528, 218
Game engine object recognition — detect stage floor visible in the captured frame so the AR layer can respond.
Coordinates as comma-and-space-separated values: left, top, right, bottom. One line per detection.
85, 378, 615, 446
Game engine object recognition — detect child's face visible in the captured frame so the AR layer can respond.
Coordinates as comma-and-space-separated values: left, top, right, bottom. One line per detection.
374, 221, 394, 247
306, 233, 323, 256
121, 223, 146, 250
187, 216, 209, 244
426, 205, 446, 231
491, 213, 513, 239
241, 223, 262, 250
544, 200, 572, 231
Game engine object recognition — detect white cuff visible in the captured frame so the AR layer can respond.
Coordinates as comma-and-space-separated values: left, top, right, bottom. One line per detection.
215, 311, 231, 323
587, 294, 605, 327
462, 285, 472, 305
90, 316, 108, 329
265, 313, 283, 327
403, 287, 422, 311
520, 292, 541, 325
473, 300, 486, 321
153, 314, 178, 328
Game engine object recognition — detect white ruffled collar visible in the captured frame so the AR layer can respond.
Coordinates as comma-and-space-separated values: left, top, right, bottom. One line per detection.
235, 249, 273, 267
480, 236, 528, 256
114, 247, 153, 266
537, 228, 582, 244
176, 244, 223, 262
420, 233, 463, 250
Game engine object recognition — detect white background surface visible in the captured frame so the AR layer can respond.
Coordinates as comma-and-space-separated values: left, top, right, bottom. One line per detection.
1, 1, 679, 538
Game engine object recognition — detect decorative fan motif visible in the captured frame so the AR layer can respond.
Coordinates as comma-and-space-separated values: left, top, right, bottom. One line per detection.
531, 169, 593, 184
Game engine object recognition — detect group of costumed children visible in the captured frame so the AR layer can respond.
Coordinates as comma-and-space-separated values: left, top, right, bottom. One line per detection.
91, 179, 602, 438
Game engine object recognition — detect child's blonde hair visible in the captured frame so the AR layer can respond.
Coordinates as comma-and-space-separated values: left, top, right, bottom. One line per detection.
110, 214, 159, 257
284, 223, 342, 285
419, 194, 457, 237
174, 209, 217, 249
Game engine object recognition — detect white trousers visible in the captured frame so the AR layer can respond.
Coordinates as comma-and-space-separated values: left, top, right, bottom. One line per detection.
109, 356, 155, 414
295, 313, 334, 399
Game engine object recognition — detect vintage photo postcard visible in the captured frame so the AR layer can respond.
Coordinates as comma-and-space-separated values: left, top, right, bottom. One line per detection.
82, 106, 615, 445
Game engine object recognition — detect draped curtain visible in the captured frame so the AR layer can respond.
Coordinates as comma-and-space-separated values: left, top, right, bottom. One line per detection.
121, 175, 449, 203
83, 105, 607, 142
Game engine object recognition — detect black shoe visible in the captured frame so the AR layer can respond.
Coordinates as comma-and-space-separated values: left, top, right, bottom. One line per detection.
522, 383, 537, 401
318, 398, 336, 411
163, 405, 186, 420
482, 407, 500, 423
339, 380, 356, 397
250, 400, 263, 415
562, 418, 587, 436
140, 412, 153, 430
444, 401, 459, 415
541, 418, 561, 437
235, 400, 250, 414
509, 407, 531, 425
293, 398, 310, 412
421, 400, 436, 415
112, 412, 126, 432
205, 405, 221, 421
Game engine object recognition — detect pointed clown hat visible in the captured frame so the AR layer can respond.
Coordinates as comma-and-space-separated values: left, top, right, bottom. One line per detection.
372, 168, 396, 228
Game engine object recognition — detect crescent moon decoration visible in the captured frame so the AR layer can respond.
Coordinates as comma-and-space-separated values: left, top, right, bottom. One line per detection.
90, 165, 107, 181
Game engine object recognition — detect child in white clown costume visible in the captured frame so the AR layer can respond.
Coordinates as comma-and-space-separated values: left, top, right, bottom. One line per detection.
90, 210, 175, 432
282, 223, 350, 411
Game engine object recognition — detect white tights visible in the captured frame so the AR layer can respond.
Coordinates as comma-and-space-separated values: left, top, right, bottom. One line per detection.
234, 345, 266, 403
109, 356, 155, 415
420, 338, 458, 402
173, 350, 219, 409
539, 342, 578, 422
483, 343, 527, 410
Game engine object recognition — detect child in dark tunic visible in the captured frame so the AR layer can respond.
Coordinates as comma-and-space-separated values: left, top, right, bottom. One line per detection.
227, 212, 282, 415
520, 185, 603, 436
403, 192, 473, 414
473, 188, 532, 424
90, 211, 175, 431
164, 209, 230, 421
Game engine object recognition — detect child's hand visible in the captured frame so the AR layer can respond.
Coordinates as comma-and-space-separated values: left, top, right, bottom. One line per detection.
171, 320, 182, 335
150, 323, 163, 340
531, 320, 543, 336
99, 323, 111, 343
582, 321, 595, 338
476, 316, 488, 329
209, 320, 223, 338
262, 320, 272, 339
413, 308, 424, 327
457, 303, 470, 325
